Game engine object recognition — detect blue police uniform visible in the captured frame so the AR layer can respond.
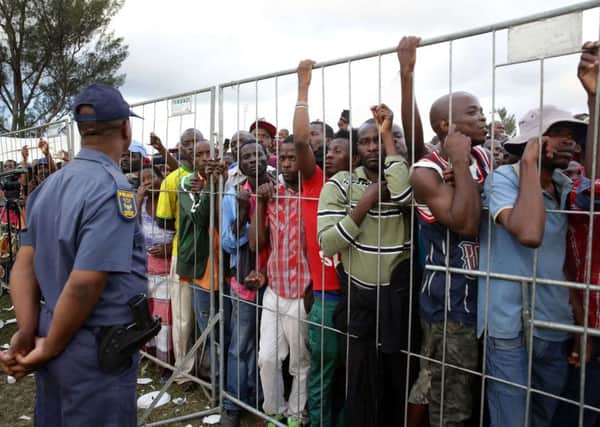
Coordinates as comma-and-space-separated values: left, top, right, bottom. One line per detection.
21, 147, 147, 426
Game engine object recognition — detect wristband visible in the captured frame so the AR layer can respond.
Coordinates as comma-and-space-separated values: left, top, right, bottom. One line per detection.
295, 102, 308, 109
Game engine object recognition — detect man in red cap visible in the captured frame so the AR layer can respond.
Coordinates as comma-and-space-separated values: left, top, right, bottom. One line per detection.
250, 119, 278, 167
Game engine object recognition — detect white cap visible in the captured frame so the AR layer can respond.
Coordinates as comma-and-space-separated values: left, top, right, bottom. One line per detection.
504, 105, 587, 155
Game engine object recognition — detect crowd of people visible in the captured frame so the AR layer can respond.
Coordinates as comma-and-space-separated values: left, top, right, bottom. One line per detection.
0, 37, 598, 427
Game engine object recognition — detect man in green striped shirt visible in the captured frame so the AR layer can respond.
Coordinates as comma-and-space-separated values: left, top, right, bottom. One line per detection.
317, 104, 413, 427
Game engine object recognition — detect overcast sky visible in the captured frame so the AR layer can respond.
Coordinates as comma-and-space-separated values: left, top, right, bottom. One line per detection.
108, 0, 600, 148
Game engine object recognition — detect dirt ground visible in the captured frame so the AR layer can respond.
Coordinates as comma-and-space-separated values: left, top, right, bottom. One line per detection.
0, 291, 262, 427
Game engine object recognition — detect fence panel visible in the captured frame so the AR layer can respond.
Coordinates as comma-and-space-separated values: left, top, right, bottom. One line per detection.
0, 120, 72, 295
217, 3, 600, 427
1, 2, 599, 426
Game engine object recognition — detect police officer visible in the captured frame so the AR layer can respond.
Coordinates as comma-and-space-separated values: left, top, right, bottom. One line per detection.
0, 83, 147, 426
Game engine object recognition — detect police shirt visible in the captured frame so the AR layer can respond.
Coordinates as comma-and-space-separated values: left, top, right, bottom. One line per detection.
20, 148, 147, 326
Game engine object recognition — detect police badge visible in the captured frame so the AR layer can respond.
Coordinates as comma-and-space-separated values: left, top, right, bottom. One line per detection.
117, 189, 137, 220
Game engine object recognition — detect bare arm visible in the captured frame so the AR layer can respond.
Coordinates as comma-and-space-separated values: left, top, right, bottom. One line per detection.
496, 139, 545, 248
0, 246, 40, 377
20, 146, 33, 185
20, 145, 29, 170
585, 96, 599, 179
578, 41, 600, 179
45, 271, 107, 355
398, 37, 427, 164
412, 165, 481, 238
293, 59, 317, 179
412, 128, 481, 236
568, 288, 593, 366
371, 104, 399, 157
10, 246, 40, 334
248, 182, 273, 251
349, 182, 387, 226
249, 199, 268, 251
15, 270, 108, 371
10, 246, 40, 343
150, 133, 179, 172
38, 139, 57, 173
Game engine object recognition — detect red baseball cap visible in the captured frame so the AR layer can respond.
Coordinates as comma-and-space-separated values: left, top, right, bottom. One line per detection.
249, 119, 276, 139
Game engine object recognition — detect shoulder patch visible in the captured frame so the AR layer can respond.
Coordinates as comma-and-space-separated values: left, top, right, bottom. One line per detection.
117, 189, 137, 220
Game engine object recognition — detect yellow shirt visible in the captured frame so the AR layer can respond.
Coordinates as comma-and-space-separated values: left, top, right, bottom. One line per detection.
156, 165, 192, 257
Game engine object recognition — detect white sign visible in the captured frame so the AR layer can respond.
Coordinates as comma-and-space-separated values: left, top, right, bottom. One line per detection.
46, 123, 66, 138
170, 95, 193, 116
507, 12, 582, 63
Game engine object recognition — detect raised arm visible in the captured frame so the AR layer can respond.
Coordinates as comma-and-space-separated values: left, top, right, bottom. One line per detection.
150, 133, 179, 172
411, 127, 481, 237
398, 36, 427, 164
578, 41, 600, 179
494, 138, 545, 248
293, 59, 317, 179
38, 139, 57, 173
371, 103, 398, 157
371, 103, 413, 205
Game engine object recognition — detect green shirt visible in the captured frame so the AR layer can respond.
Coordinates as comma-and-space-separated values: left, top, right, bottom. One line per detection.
176, 174, 213, 279
317, 155, 412, 287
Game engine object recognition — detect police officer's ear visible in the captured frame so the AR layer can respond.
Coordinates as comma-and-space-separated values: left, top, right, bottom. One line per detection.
121, 119, 132, 146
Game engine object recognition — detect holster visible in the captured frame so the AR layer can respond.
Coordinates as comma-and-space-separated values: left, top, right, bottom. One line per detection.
97, 294, 161, 373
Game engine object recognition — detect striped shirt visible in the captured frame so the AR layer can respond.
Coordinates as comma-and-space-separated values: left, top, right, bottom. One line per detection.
412, 146, 490, 324
265, 182, 311, 299
317, 155, 412, 287
566, 175, 600, 329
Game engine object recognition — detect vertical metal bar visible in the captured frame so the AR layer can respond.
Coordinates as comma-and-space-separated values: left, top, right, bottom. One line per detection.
403, 38, 417, 427
375, 55, 383, 418
218, 85, 226, 412
577, 22, 600, 426
344, 58, 353, 399
235, 82, 244, 409
319, 64, 326, 427
208, 87, 217, 406
439, 39, 454, 427
479, 29, 497, 427
524, 58, 545, 427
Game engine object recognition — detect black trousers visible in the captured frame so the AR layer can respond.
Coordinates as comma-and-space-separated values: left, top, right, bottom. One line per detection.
335, 259, 421, 427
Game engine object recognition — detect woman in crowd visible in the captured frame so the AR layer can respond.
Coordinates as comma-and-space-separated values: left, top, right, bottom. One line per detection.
138, 167, 176, 377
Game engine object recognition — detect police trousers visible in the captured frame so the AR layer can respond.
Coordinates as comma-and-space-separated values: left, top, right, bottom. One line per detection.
35, 307, 139, 427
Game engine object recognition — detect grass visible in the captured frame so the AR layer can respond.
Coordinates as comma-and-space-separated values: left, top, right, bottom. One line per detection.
0, 291, 263, 426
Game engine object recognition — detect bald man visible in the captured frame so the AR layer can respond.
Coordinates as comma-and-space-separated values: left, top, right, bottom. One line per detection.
401, 36, 491, 427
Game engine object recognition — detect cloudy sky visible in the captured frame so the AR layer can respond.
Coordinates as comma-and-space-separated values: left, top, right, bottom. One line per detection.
109, 0, 600, 148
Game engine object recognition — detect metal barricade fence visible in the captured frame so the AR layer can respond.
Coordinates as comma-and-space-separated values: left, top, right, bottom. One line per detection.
1, 2, 599, 426
217, 2, 600, 427
126, 86, 222, 427
0, 120, 72, 296
219, 2, 600, 425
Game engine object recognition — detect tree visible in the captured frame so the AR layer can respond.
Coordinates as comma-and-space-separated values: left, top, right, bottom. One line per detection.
0, 0, 128, 132
495, 106, 516, 137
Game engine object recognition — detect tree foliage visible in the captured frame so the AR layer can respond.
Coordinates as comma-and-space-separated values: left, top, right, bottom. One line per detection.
495, 106, 516, 137
0, 0, 128, 131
